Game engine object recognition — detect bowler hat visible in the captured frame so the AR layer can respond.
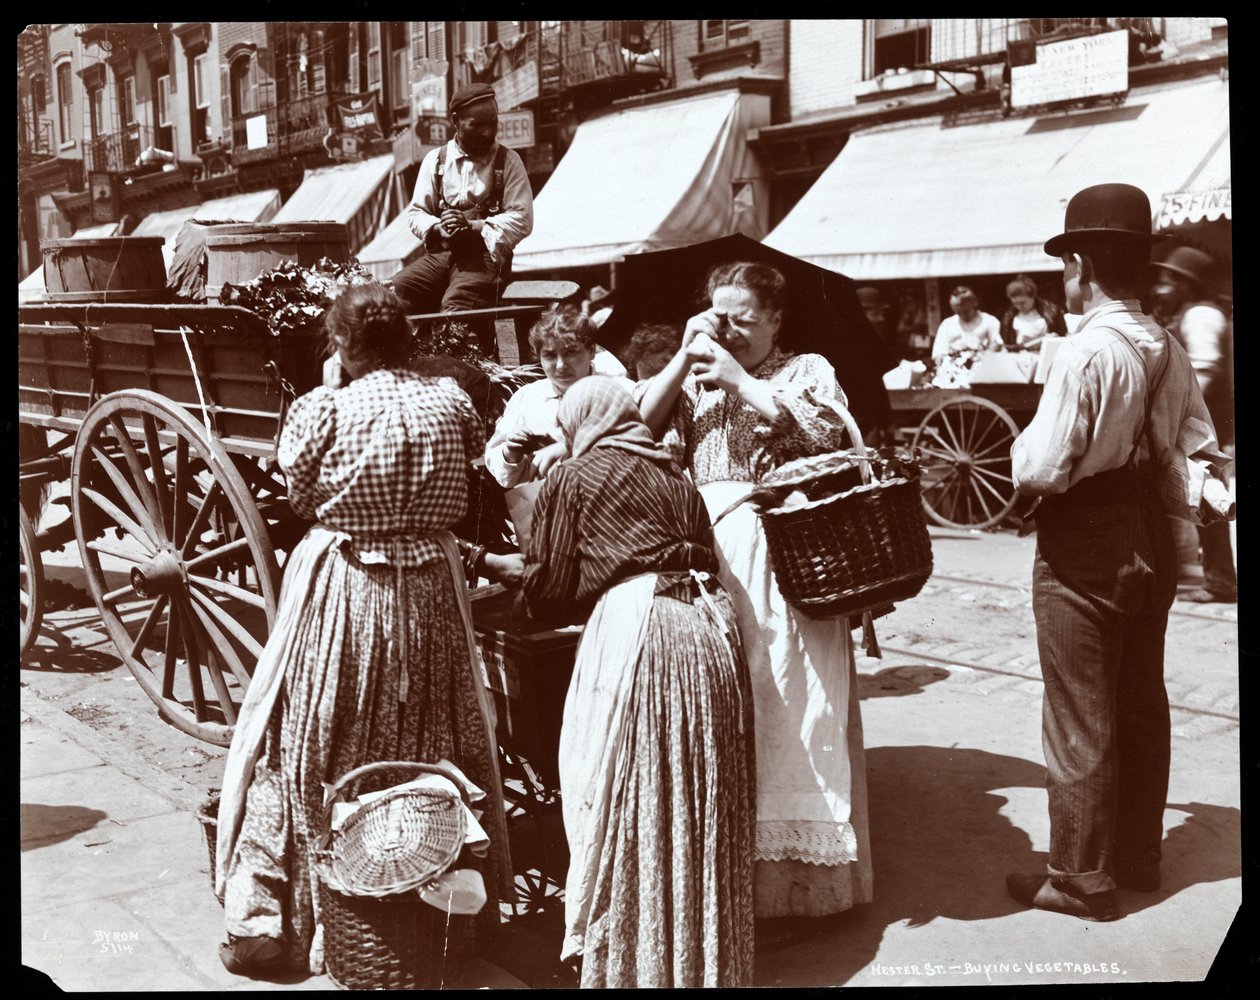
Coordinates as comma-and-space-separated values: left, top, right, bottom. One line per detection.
856, 286, 886, 309
449, 83, 497, 116
1044, 183, 1165, 256
1152, 245, 1215, 289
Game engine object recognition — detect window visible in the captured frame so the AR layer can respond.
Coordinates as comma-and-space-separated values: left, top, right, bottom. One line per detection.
157, 74, 172, 125
391, 44, 409, 112
870, 19, 931, 76
230, 54, 255, 116
87, 84, 104, 138
190, 53, 211, 144
56, 61, 73, 143
32, 74, 47, 109
193, 54, 210, 109
117, 74, 135, 125
700, 19, 750, 49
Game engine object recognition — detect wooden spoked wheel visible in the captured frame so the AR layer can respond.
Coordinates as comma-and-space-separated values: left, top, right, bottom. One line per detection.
20, 504, 43, 660
71, 390, 280, 746
912, 396, 1021, 530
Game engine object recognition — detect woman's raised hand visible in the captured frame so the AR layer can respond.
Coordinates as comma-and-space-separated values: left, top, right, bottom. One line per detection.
682, 309, 724, 350
688, 336, 747, 394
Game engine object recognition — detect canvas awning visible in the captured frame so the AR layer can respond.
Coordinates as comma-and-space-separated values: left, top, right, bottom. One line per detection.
129, 189, 282, 268
765, 76, 1231, 280
512, 88, 772, 272
270, 155, 395, 254
356, 210, 421, 282
1156, 127, 1230, 229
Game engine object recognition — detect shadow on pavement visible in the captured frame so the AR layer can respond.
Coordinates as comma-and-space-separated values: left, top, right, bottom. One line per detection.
857, 665, 950, 699
753, 745, 1047, 984
1123, 801, 1241, 913
20, 803, 109, 851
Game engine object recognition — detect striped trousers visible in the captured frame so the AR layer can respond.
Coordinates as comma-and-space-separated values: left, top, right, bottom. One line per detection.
1031, 480, 1177, 895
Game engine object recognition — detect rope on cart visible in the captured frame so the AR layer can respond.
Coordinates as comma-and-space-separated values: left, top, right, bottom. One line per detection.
179, 325, 216, 444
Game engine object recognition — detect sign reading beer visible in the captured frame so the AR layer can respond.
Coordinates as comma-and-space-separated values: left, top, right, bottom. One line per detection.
497, 109, 535, 149
1010, 29, 1129, 109
493, 59, 539, 110
563, 41, 626, 87
336, 93, 383, 137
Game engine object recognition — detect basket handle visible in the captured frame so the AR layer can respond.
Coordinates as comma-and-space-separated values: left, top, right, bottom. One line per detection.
323, 760, 474, 810
712, 392, 871, 526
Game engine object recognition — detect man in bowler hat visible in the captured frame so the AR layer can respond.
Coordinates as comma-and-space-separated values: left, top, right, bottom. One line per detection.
1151, 245, 1236, 602
1007, 184, 1230, 920
391, 83, 534, 315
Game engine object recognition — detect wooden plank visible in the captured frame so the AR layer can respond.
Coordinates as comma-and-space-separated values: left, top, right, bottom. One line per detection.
496, 319, 521, 366
501, 279, 580, 303
406, 304, 541, 323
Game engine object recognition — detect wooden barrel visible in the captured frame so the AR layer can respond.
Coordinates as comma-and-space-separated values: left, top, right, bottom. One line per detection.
203, 222, 350, 302
40, 236, 169, 303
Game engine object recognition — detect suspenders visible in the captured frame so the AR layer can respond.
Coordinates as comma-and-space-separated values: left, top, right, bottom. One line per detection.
434, 142, 507, 215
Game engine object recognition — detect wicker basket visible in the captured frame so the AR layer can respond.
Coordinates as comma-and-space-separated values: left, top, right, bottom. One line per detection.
723, 398, 933, 620
319, 877, 472, 990
314, 761, 477, 991
195, 791, 221, 901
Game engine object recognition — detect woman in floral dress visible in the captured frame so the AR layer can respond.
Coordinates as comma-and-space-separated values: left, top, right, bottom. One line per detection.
215, 285, 511, 976
639, 261, 873, 921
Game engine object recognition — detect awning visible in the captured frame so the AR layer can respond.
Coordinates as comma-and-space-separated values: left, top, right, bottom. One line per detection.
1156, 128, 1230, 228
512, 88, 772, 272
270, 155, 395, 255
356, 210, 421, 282
128, 189, 282, 268
765, 76, 1231, 280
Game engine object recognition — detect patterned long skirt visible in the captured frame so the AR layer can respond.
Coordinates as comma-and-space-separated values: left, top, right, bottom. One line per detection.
559, 574, 756, 988
222, 543, 508, 975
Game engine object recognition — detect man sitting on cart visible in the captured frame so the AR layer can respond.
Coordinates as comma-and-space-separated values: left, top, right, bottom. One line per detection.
390, 83, 534, 316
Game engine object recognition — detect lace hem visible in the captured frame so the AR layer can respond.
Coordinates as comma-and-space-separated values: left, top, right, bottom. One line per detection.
755, 820, 859, 866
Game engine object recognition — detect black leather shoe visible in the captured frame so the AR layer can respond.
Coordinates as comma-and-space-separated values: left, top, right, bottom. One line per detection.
1005, 873, 1120, 922
219, 935, 284, 975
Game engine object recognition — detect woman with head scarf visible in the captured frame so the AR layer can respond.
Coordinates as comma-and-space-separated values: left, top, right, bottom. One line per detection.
521, 377, 756, 988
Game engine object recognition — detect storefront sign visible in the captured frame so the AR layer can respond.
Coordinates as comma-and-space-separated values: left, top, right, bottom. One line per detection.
245, 114, 269, 150
1156, 186, 1232, 229
88, 171, 119, 224
497, 109, 535, 149
412, 71, 448, 120
493, 59, 539, 110
336, 94, 383, 137
1010, 29, 1129, 109
416, 116, 451, 146
562, 41, 626, 87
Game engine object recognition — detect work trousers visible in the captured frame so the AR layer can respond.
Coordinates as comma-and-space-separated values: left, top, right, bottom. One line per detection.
390, 243, 507, 315
1032, 473, 1176, 896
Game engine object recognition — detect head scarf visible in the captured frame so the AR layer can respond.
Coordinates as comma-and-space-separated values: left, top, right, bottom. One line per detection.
556, 377, 673, 467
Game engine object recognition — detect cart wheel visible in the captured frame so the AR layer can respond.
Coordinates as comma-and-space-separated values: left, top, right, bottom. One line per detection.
72, 390, 280, 746
912, 395, 1020, 530
20, 504, 44, 660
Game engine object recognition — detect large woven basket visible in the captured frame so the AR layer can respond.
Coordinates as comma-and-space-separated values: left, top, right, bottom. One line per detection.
319, 877, 473, 990
724, 398, 933, 620
314, 761, 476, 991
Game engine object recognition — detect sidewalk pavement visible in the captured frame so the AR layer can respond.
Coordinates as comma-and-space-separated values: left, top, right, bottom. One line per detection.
20, 528, 1243, 989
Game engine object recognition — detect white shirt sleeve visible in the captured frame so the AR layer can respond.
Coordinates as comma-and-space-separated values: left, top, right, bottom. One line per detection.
481, 148, 534, 263
406, 147, 442, 242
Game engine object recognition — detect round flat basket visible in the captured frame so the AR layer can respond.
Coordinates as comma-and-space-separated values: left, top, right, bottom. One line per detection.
324, 785, 467, 898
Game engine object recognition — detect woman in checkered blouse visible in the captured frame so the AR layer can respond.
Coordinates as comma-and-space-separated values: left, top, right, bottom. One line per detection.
215, 285, 512, 978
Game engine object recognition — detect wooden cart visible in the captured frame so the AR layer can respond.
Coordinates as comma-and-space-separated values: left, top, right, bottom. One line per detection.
889, 382, 1044, 530
18, 293, 567, 746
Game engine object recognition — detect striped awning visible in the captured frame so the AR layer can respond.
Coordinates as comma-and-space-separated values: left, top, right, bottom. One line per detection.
270, 155, 395, 254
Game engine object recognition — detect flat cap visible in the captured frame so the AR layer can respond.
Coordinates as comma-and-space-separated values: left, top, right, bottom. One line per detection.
450, 83, 497, 115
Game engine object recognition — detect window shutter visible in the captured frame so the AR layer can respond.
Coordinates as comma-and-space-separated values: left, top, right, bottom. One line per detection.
348, 26, 360, 91
411, 21, 424, 62
255, 49, 273, 111
428, 21, 446, 62
367, 22, 382, 96
220, 64, 230, 132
